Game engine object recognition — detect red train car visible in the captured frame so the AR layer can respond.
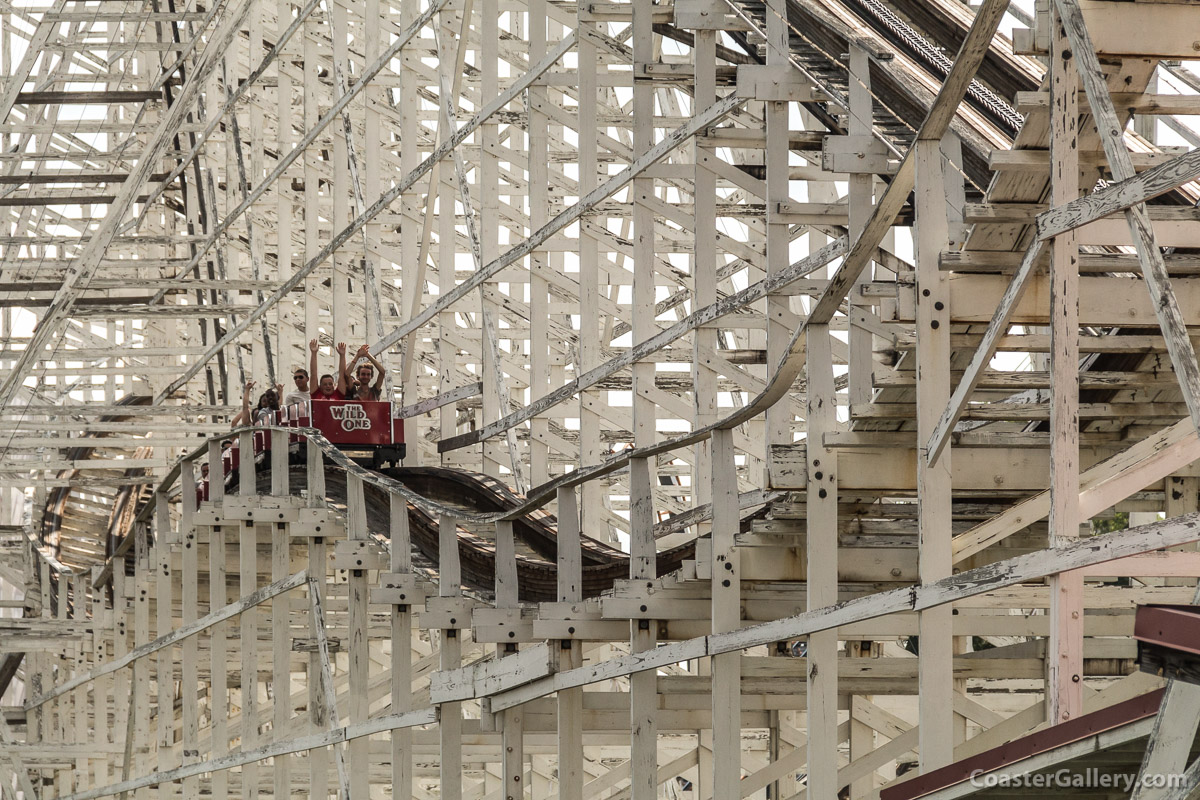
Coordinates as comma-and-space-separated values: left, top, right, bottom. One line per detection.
197, 400, 405, 502
284, 399, 406, 466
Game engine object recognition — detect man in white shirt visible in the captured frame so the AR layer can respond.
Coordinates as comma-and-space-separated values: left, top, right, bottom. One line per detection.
283, 368, 312, 417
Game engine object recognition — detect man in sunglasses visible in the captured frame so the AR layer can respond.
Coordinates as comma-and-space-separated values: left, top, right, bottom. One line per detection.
284, 369, 310, 405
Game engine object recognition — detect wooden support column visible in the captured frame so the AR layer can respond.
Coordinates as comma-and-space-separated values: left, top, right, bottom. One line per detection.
330, 0, 351, 344
363, 0, 383, 352
180, 463, 200, 800
806, 326, 839, 800
710, 428, 741, 796
630, 0, 659, 793
270, 438, 290, 798
628, 458, 658, 800
915, 137, 954, 771
208, 449, 229, 800
390, 494, 414, 800
302, 0, 320, 340
92, 565, 110, 790
276, 0, 295, 383
306, 449, 329, 800
847, 43, 875, 409
577, 3, 603, 538
239, 463, 259, 800
397, 0, 420, 463
1048, 1, 1084, 725
437, 6, 459, 461
440, 514, 463, 800
764, 0, 792, 450
133, 523, 151, 800
848, 45, 879, 795
528, 0, 550, 486
480, 0, 505, 482
346, 474, 370, 799
153, 493, 173, 792
694, 31, 721, 799
556, 486, 583, 800
496, 520, 524, 800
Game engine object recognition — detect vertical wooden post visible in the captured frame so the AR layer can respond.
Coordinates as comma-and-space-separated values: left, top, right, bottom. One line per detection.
1048, 0, 1083, 725
132, 523, 150, 800
302, 0, 320, 340
848, 46, 880, 794
240, 501, 259, 800
440, 514, 463, 800
805, 327, 838, 799
209, 518, 229, 800
307, 533, 329, 799
496, 519, 524, 800
915, 137, 955, 770
330, 0, 350, 344
628, 458, 657, 800
180, 462, 200, 800
397, 0, 420, 462
153, 493, 173, 789
710, 428, 741, 796
846, 43, 875, 410
556, 486, 583, 800
576, 2, 603, 539
693, 28, 721, 798
527, 0, 550, 486
346, 473, 370, 800
276, 0, 294, 385
271, 458, 291, 798
763, 0, 791, 450
630, 0, 660, 784
390, 494, 414, 800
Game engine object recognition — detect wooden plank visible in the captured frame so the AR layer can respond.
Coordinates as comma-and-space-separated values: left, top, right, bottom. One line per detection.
1037, 147, 1200, 241
954, 417, 1200, 562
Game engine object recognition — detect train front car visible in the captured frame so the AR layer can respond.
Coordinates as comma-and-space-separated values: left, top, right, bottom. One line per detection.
300, 399, 406, 468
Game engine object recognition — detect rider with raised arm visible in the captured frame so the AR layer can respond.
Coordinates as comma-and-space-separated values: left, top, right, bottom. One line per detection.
344, 344, 386, 401
309, 338, 348, 401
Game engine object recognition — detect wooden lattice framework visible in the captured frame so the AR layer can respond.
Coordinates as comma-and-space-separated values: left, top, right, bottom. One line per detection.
3, 0, 1200, 796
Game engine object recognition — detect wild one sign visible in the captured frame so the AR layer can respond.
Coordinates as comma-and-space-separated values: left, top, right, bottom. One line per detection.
330, 403, 372, 432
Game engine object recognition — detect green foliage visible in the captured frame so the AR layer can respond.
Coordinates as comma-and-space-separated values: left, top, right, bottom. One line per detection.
1092, 510, 1129, 535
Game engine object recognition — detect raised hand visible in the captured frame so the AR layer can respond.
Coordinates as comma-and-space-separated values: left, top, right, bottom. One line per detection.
309, 338, 319, 352
336, 342, 347, 356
